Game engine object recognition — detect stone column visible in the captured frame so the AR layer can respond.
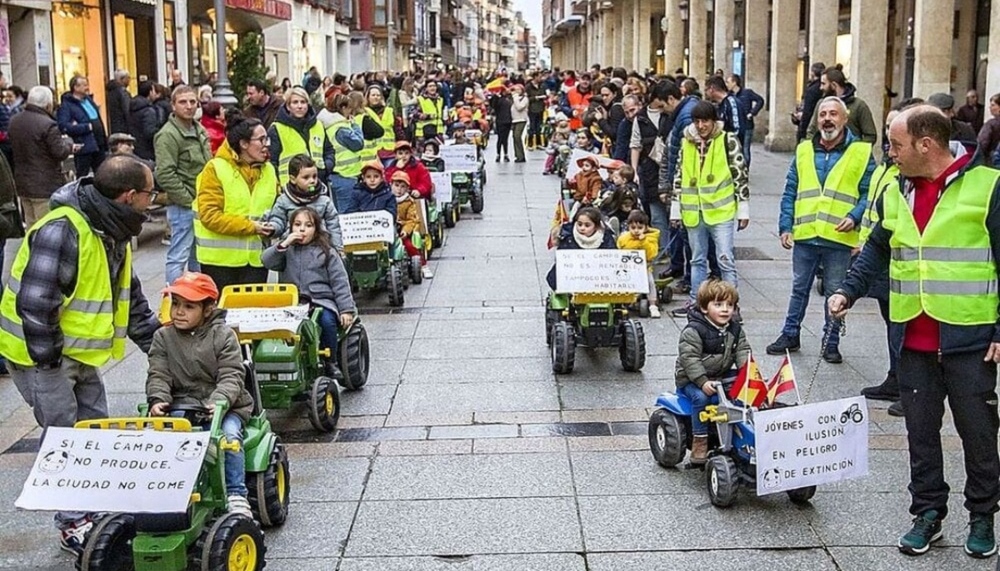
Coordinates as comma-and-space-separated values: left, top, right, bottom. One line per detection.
713, 0, 734, 74
620, 0, 635, 70
664, 0, 685, 74
808, 0, 838, 70
745, 0, 770, 136
988, 0, 1000, 97
850, 0, 889, 150
912, 0, 954, 97
603, 9, 615, 66
688, 0, 708, 79
952, 0, 975, 94
635, 0, 653, 73
765, 0, 798, 151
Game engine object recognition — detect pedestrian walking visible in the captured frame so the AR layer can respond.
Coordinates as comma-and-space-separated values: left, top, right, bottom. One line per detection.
511, 84, 529, 162
829, 105, 1000, 560
493, 87, 513, 162
57, 76, 108, 177
0, 155, 160, 556
526, 72, 547, 150
726, 73, 766, 168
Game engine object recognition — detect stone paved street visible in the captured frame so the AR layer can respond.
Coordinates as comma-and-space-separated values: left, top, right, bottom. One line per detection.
0, 146, 993, 570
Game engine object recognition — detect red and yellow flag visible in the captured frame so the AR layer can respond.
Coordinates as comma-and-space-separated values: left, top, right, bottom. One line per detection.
547, 200, 569, 249
766, 356, 797, 405
728, 356, 768, 408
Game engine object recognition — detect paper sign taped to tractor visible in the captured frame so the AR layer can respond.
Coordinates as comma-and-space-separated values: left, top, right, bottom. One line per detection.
16, 427, 209, 513
430, 172, 453, 206
754, 396, 869, 495
226, 305, 309, 334
341, 211, 396, 245
555, 249, 648, 293
440, 144, 479, 171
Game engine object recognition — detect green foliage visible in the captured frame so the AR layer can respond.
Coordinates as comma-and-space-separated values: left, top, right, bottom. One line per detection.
229, 31, 269, 102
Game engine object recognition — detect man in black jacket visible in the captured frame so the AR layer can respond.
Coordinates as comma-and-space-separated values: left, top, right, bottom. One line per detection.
105, 69, 131, 135
797, 62, 825, 142
526, 72, 547, 149
727, 73, 766, 167
127, 80, 160, 161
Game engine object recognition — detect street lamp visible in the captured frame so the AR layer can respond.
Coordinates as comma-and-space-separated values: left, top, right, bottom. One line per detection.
212, 0, 237, 106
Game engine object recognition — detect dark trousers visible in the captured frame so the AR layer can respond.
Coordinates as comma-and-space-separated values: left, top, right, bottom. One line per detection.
74, 152, 105, 177
315, 307, 339, 357
899, 348, 1000, 517
876, 298, 898, 376
528, 112, 543, 137
495, 123, 512, 158
200, 264, 268, 293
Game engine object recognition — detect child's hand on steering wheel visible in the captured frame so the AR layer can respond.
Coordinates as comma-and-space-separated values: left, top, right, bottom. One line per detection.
150, 402, 170, 416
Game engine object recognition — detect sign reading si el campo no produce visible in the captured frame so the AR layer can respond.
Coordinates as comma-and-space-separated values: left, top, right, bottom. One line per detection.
341, 211, 396, 245
555, 249, 649, 293
754, 396, 869, 495
16, 427, 210, 513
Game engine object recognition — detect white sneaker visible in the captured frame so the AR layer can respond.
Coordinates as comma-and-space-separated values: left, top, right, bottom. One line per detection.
421, 266, 434, 279
649, 305, 661, 318
228, 495, 253, 518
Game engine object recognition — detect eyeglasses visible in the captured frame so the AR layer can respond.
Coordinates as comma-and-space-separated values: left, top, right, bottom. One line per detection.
135, 187, 158, 202
250, 136, 270, 145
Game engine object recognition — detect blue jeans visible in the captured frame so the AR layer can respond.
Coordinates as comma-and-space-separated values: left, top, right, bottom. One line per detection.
680, 383, 717, 436
221, 413, 247, 496
316, 307, 339, 357
741, 127, 754, 168
329, 174, 355, 212
165, 205, 198, 285
781, 243, 852, 347
647, 199, 671, 263
687, 217, 737, 302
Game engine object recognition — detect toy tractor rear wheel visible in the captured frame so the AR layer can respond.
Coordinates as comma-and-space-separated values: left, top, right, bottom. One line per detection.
443, 204, 456, 228
787, 486, 817, 504
545, 309, 560, 346
551, 321, 575, 374
247, 441, 290, 528
648, 409, 688, 468
471, 191, 484, 214
453, 200, 462, 222
619, 319, 646, 372
308, 375, 341, 432
637, 298, 650, 318
409, 255, 423, 285
706, 455, 740, 508
387, 265, 405, 307
192, 513, 265, 571
433, 218, 445, 248
77, 513, 135, 571
660, 286, 674, 304
338, 322, 370, 390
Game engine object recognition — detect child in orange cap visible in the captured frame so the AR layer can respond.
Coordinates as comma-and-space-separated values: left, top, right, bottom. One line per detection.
145, 272, 255, 518
390, 171, 433, 279
340, 160, 396, 218
573, 155, 604, 205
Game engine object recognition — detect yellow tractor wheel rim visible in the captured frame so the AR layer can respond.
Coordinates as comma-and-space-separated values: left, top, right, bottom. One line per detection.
228, 533, 257, 571
276, 460, 287, 502
325, 393, 334, 416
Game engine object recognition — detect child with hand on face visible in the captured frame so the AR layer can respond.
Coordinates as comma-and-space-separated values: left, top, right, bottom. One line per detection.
616, 210, 661, 318
572, 156, 604, 205
265, 154, 344, 252
262, 207, 357, 379
674, 280, 750, 465
391, 171, 434, 279
145, 272, 255, 517
598, 164, 641, 233
544, 120, 573, 174
546, 206, 617, 289
340, 160, 397, 218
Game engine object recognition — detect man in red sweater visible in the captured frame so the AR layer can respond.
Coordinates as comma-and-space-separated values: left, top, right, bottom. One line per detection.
831, 106, 1000, 560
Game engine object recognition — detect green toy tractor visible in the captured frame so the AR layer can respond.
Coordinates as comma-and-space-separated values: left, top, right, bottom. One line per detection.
344, 239, 408, 307
546, 292, 646, 374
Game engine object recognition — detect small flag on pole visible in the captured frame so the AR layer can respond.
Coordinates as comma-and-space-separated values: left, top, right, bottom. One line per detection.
766, 355, 797, 405
547, 200, 570, 249
728, 356, 768, 408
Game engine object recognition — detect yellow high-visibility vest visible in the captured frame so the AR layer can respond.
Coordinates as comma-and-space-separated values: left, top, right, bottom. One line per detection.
792, 140, 872, 248
273, 121, 325, 180
678, 133, 737, 227
328, 119, 362, 179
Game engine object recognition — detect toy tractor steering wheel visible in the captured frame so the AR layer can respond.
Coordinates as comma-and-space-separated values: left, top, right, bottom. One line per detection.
167, 403, 214, 424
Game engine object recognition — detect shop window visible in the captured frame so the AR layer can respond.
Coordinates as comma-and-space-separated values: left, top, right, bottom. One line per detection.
164, 2, 177, 76
52, 0, 105, 99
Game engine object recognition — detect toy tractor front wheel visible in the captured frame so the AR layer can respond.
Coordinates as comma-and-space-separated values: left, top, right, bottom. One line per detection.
387, 265, 405, 307
470, 190, 484, 214
248, 441, 290, 528
637, 298, 650, 318
551, 321, 575, 374
308, 375, 341, 432
77, 513, 135, 571
409, 255, 423, 285
192, 513, 265, 571
432, 218, 445, 248
707, 455, 740, 508
338, 322, 370, 390
619, 319, 646, 372
545, 309, 560, 346
443, 203, 456, 228
660, 285, 674, 304
787, 486, 817, 504
648, 409, 688, 468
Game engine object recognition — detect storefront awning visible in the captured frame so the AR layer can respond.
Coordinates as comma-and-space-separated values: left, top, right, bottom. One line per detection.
188, 0, 291, 34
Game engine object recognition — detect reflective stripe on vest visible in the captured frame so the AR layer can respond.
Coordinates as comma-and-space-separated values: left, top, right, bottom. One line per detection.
882, 166, 1000, 325
273, 122, 325, 180
193, 158, 278, 268
678, 134, 737, 227
415, 97, 444, 137
859, 163, 899, 245
0, 207, 131, 367
327, 120, 362, 178
364, 106, 395, 152
792, 140, 872, 248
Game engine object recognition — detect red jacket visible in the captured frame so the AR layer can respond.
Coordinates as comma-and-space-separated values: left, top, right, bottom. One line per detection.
200, 115, 226, 155
565, 87, 592, 130
385, 158, 433, 199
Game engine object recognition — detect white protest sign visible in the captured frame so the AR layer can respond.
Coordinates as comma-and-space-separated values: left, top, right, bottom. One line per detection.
440, 144, 479, 171
226, 305, 309, 334
565, 149, 619, 181
340, 210, 396, 245
555, 249, 648, 293
16, 427, 209, 513
430, 171, 453, 207
754, 396, 869, 495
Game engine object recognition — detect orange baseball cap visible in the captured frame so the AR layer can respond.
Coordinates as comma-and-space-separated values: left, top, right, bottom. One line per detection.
394, 140, 413, 152
163, 272, 219, 302
390, 171, 411, 185
360, 160, 384, 175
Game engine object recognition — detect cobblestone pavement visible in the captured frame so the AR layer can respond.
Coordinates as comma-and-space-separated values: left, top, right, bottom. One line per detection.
0, 146, 992, 570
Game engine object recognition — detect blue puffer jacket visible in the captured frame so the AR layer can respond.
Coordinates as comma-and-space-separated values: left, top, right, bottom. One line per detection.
57, 92, 106, 155
659, 96, 699, 193
339, 180, 397, 220
778, 129, 876, 248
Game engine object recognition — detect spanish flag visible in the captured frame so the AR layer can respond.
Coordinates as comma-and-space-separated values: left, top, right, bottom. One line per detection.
547, 200, 570, 249
766, 355, 798, 405
728, 356, 768, 408
486, 77, 506, 93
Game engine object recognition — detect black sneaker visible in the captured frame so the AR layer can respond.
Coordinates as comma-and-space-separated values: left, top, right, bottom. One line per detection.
862, 373, 900, 401
766, 334, 800, 355
59, 515, 96, 557
670, 303, 692, 318
324, 361, 344, 380
966, 512, 997, 558
898, 509, 944, 555
887, 401, 905, 417
822, 347, 843, 364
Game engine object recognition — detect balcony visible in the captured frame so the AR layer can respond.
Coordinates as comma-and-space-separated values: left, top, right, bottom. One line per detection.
441, 14, 464, 39
570, 0, 587, 17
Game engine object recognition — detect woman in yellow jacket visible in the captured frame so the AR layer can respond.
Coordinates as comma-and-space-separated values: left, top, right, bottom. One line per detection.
616, 209, 662, 318
194, 116, 280, 290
